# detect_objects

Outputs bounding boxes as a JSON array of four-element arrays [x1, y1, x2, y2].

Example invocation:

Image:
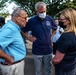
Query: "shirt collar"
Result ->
[[8, 20, 20, 31]]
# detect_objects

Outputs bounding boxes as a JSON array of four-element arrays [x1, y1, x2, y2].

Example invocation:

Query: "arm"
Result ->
[[0, 49, 14, 63], [51, 29, 56, 46], [21, 31, 36, 42], [51, 29, 56, 41], [0, 28, 15, 64], [52, 50, 65, 64]]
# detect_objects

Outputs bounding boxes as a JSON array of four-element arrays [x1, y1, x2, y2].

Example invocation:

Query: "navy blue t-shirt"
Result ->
[[55, 32, 76, 71], [21, 15, 57, 55]]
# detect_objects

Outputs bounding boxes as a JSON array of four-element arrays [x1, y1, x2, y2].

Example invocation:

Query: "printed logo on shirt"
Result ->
[[46, 21, 50, 26]]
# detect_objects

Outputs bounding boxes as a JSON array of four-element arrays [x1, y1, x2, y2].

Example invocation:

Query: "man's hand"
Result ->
[[21, 31, 37, 42], [0, 49, 14, 64], [29, 36, 37, 42], [4, 56, 14, 65]]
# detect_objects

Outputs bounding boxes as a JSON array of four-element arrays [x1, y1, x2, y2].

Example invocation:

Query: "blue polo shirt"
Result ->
[[22, 15, 57, 55], [0, 20, 26, 62]]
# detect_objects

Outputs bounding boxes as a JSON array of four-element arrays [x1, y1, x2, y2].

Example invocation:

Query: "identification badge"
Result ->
[[46, 21, 50, 26]]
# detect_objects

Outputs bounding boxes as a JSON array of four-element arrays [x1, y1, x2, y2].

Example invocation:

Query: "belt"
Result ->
[[0, 58, 24, 65]]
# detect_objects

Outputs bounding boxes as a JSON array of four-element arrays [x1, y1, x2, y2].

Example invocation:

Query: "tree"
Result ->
[[12, 0, 43, 16], [54, 0, 76, 18], [0, 0, 5, 10], [9, 0, 76, 17], [0, 0, 10, 18]]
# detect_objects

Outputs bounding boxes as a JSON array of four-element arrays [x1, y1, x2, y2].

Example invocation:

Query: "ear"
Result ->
[[15, 15, 19, 19], [17, 17, 20, 20], [14, 16, 19, 23]]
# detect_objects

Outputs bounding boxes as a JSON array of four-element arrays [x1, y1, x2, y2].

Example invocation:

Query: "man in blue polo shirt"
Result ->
[[21, 2, 57, 75], [0, 8, 27, 75]]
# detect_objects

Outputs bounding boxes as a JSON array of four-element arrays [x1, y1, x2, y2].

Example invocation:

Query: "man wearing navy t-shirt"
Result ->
[[21, 2, 57, 75]]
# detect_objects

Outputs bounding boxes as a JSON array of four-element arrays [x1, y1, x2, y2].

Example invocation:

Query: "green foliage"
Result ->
[[0, 0, 10, 18], [59, 1, 76, 10], [13, 0, 44, 16], [0, 13, 9, 18], [54, 1, 76, 18], [1, 0, 76, 18], [0, 0, 5, 10], [48, 0, 76, 18]]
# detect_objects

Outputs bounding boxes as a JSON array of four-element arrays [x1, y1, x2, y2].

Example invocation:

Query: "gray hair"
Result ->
[[35, 2, 46, 11], [11, 8, 23, 18]]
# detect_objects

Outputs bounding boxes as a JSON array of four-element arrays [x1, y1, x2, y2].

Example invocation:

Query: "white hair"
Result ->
[[35, 2, 46, 11], [11, 7, 23, 18]]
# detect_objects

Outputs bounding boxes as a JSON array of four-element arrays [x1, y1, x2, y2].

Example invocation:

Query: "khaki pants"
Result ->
[[0, 60, 25, 75]]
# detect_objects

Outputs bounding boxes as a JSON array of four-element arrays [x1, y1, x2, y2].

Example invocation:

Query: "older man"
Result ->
[[0, 8, 27, 75]]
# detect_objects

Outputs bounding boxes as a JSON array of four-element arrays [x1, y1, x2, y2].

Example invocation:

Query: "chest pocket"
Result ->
[[41, 21, 52, 36]]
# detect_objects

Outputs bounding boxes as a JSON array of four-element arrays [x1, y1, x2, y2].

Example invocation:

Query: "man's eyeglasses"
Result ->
[[18, 15, 27, 20]]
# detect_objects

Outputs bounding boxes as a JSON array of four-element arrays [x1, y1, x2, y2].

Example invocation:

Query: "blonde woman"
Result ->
[[52, 8, 76, 75]]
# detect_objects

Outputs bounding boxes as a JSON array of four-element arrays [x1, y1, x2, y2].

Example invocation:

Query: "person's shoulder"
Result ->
[[1, 24, 14, 34], [46, 15, 53, 19], [62, 32, 74, 36], [46, 15, 55, 22], [28, 15, 38, 23], [29, 15, 37, 20], [61, 32, 74, 40], [4, 20, 18, 31]]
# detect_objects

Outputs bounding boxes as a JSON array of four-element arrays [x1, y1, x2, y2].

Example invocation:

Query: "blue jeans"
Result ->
[[33, 54, 52, 75]]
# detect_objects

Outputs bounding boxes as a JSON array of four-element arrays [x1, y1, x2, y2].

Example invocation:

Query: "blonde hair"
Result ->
[[60, 8, 76, 35]]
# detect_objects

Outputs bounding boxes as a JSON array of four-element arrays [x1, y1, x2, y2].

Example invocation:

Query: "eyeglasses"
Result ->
[[18, 15, 27, 20], [59, 18, 66, 21], [59, 18, 68, 21]]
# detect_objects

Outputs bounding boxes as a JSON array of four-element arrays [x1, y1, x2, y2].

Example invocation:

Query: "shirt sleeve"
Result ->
[[0, 28, 14, 49], [57, 33, 71, 54], [50, 17, 57, 30]]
